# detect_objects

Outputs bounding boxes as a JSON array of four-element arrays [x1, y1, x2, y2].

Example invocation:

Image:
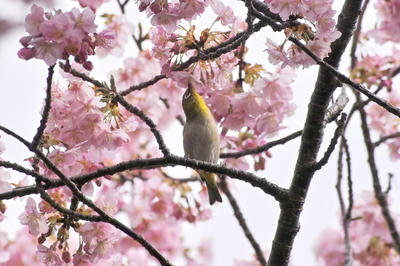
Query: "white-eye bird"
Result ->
[[182, 83, 223, 205]]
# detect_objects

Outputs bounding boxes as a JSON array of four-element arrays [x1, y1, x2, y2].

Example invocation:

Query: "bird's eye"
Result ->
[[184, 91, 191, 100]]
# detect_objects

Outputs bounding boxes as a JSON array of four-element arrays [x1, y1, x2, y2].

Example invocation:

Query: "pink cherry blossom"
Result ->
[[25, 4, 45, 35], [94, 29, 117, 50], [36, 244, 63, 266], [315, 192, 400, 265], [95, 186, 120, 215], [78, 0, 110, 10], [28, 37, 64, 65], [140, 0, 209, 32], [72, 252, 91, 265], [0, 229, 41, 265], [368, 0, 400, 43], [40, 12, 72, 41], [367, 89, 400, 160], [19, 5, 99, 69], [18, 197, 49, 236], [0, 168, 11, 194], [95, 15, 132, 57], [314, 228, 345, 266], [264, 0, 340, 68], [209, 0, 235, 25], [78, 222, 120, 262], [68, 8, 97, 34], [266, 0, 300, 20]]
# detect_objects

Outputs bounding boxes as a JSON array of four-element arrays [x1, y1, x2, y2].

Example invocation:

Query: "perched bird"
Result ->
[[182, 83, 223, 205]]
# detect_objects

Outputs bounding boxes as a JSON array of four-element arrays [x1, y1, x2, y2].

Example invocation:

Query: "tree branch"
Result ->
[[374, 132, 400, 147], [116, 0, 130, 14], [313, 113, 347, 171], [36, 178, 173, 265], [268, 0, 363, 264], [336, 136, 353, 266], [115, 95, 170, 156], [350, 0, 370, 69], [287, 36, 400, 118], [356, 93, 400, 254], [31, 65, 54, 150], [0, 154, 289, 202], [220, 130, 302, 159], [221, 92, 348, 159], [1, 128, 174, 265]]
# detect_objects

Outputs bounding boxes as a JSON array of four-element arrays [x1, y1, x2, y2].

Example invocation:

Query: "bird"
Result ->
[[182, 82, 223, 205]]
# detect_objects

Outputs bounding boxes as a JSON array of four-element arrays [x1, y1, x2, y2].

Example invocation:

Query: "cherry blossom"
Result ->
[[314, 192, 400, 265], [36, 244, 63, 266], [18, 197, 49, 236], [368, 0, 400, 43], [0, 229, 41, 265], [18, 5, 115, 70], [78, 0, 110, 11], [265, 0, 341, 68]]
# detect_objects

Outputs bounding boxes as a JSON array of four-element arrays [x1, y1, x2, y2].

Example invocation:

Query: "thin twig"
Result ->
[[356, 93, 400, 254], [385, 173, 393, 196], [350, 0, 370, 69], [1, 127, 173, 265], [35, 179, 173, 266], [220, 176, 267, 266], [120, 19, 269, 96], [159, 168, 199, 183], [132, 23, 148, 51], [222, 92, 348, 159], [116, 0, 130, 14], [374, 132, 400, 147], [120, 74, 166, 96], [336, 137, 353, 266], [36, 180, 102, 222], [115, 95, 170, 156], [287, 36, 400, 118], [32, 65, 54, 150], [0, 154, 289, 202], [313, 113, 347, 171], [220, 130, 302, 159], [0, 160, 53, 185], [342, 136, 353, 222]]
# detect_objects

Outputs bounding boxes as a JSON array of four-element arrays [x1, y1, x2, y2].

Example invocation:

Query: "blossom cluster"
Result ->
[[367, 90, 400, 159], [351, 51, 400, 90], [149, 0, 245, 76], [17, 5, 119, 69], [265, 0, 341, 68], [314, 192, 400, 265], [351, 52, 400, 160], [78, 0, 110, 11], [4, 46, 216, 263], [368, 0, 400, 43], [137, 0, 208, 32], [148, 3, 296, 170]]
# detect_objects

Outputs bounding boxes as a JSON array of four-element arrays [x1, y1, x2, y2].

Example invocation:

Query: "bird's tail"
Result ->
[[199, 170, 222, 205]]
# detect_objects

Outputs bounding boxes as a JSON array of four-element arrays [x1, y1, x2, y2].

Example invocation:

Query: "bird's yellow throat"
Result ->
[[183, 87, 213, 120]]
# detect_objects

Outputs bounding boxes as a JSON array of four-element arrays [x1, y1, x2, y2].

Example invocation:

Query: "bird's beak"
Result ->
[[188, 81, 195, 92]]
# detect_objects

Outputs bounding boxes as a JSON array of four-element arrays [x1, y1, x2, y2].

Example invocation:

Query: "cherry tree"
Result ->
[[1, 0, 400, 265]]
